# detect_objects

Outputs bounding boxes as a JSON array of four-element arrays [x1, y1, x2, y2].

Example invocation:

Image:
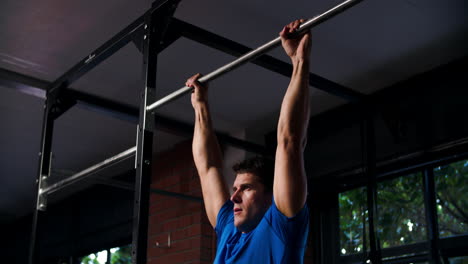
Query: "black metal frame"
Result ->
[[131, 1, 180, 263], [21, 0, 368, 263], [423, 169, 442, 264], [361, 110, 383, 264], [27, 1, 181, 263]]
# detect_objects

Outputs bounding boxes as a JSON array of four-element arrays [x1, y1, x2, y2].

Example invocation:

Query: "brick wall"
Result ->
[[147, 140, 215, 264]]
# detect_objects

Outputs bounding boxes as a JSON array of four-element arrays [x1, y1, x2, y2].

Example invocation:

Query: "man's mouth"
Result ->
[[234, 208, 242, 215]]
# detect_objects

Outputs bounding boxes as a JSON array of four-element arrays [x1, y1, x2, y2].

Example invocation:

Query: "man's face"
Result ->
[[230, 173, 272, 233]]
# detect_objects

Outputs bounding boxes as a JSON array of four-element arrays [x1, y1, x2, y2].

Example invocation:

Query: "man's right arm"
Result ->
[[188, 74, 230, 228]]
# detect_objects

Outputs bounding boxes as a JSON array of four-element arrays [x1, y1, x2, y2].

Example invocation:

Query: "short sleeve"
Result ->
[[215, 200, 234, 236], [263, 200, 309, 248]]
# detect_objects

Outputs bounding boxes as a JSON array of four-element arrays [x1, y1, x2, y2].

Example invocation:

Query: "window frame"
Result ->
[[337, 156, 468, 264]]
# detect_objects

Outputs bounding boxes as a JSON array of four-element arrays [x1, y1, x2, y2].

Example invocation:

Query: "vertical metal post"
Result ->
[[361, 108, 382, 264], [28, 91, 56, 264], [131, 1, 179, 263], [131, 16, 156, 264], [423, 169, 442, 264], [28, 82, 74, 264]]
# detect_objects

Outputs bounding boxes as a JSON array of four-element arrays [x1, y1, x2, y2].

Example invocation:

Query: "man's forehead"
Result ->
[[233, 173, 259, 186]]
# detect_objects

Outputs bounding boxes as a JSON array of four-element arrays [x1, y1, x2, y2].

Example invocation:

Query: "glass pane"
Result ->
[[110, 245, 132, 264], [80, 249, 108, 264], [377, 172, 427, 248], [339, 187, 369, 255], [434, 159, 468, 238], [448, 256, 468, 264]]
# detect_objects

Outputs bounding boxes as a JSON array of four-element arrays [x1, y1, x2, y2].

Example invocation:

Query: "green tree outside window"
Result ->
[[377, 172, 427, 248], [339, 187, 369, 255], [434, 159, 468, 238]]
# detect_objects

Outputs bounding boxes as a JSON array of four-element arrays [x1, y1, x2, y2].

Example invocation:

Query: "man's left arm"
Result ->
[[274, 19, 311, 217]]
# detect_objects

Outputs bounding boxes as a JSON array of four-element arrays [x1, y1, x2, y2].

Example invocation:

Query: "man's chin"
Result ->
[[233, 218, 244, 229]]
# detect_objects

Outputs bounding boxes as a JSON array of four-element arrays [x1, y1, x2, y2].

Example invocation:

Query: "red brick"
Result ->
[[161, 218, 179, 230], [171, 228, 188, 241], [183, 249, 201, 262], [147, 140, 217, 263], [186, 224, 201, 237], [173, 238, 194, 251]]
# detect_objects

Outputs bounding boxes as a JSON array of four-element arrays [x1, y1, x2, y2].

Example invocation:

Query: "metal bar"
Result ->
[[0, 67, 270, 155], [47, 18, 145, 93], [0, 67, 47, 98], [132, 18, 183, 55], [154, 115, 272, 155], [42, 147, 136, 195], [361, 113, 383, 264], [91, 179, 203, 202], [0, 65, 141, 123], [132, 1, 179, 263], [382, 254, 429, 264], [147, 0, 364, 111], [173, 18, 364, 102], [68, 89, 140, 123], [29, 90, 58, 264], [151, 189, 203, 202], [340, 241, 430, 264], [47, 0, 180, 94], [40, 133, 269, 197], [92, 178, 135, 191], [423, 168, 442, 264]]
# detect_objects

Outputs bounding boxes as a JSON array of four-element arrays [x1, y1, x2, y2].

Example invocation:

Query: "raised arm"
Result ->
[[274, 20, 311, 217], [188, 74, 230, 228]]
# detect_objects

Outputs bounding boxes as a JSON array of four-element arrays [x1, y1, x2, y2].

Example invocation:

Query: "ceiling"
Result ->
[[0, 0, 467, 223]]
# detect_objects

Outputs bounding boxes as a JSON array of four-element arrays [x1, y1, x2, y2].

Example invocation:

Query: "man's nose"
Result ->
[[230, 190, 242, 203]]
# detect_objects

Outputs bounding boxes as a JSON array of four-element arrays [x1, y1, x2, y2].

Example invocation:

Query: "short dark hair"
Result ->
[[232, 156, 274, 193]]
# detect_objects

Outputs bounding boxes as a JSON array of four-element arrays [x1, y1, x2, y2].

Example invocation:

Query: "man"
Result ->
[[187, 19, 311, 263]]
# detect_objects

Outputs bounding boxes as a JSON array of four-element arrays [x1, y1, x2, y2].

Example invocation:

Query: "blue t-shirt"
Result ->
[[214, 199, 309, 264]]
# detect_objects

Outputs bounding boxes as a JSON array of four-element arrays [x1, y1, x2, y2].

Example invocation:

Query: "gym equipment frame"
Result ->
[[26, 0, 387, 264]]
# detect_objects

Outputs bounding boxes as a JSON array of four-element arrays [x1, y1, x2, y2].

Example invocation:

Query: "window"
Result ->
[[80, 245, 131, 264], [339, 187, 369, 255], [448, 256, 468, 264], [433, 159, 468, 238], [339, 159, 467, 264], [377, 172, 427, 248]]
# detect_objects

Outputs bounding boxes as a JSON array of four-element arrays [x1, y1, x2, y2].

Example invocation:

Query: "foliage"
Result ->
[[80, 245, 132, 264], [339, 187, 368, 255], [377, 172, 426, 248], [80, 253, 101, 264], [111, 245, 132, 264], [434, 160, 468, 237]]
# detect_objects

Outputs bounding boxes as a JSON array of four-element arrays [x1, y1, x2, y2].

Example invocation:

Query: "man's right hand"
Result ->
[[279, 19, 311, 63], [186, 73, 208, 108]]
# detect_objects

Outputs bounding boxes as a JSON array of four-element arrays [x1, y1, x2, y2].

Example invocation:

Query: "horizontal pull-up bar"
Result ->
[[172, 18, 363, 102], [41, 133, 270, 196], [147, 0, 364, 112], [42, 147, 136, 195]]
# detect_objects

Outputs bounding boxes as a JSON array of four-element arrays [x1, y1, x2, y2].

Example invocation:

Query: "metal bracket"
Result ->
[[36, 152, 52, 211], [155, 232, 171, 248], [37, 174, 48, 211], [85, 54, 96, 64]]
